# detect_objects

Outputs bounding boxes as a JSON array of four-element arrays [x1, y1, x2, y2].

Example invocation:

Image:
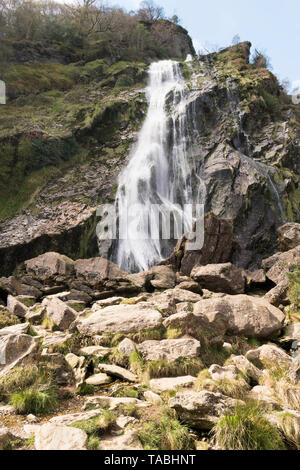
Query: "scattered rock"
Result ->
[[65, 353, 86, 385], [0, 331, 39, 379], [118, 338, 136, 357], [228, 355, 263, 383], [100, 429, 142, 450], [79, 345, 111, 359], [262, 246, 300, 285], [49, 410, 103, 426], [83, 396, 146, 410], [208, 364, 240, 381]]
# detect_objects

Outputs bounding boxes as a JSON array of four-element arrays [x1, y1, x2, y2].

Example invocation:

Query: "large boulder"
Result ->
[[161, 213, 233, 276], [0, 331, 39, 379], [277, 223, 300, 252], [76, 303, 162, 336], [246, 344, 293, 369], [262, 246, 300, 285], [169, 391, 241, 430], [191, 263, 245, 294], [149, 266, 176, 290], [7, 295, 28, 318], [193, 295, 285, 339], [30, 423, 87, 450], [74, 257, 129, 285], [42, 297, 77, 331], [25, 252, 75, 282], [137, 338, 201, 362]]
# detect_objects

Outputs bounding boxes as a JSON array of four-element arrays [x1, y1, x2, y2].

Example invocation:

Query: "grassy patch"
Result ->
[[138, 407, 195, 450], [195, 369, 250, 399], [10, 386, 58, 415], [212, 401, 286, 450], [0, 308, 19, 329], [71, 410, 116, 450]]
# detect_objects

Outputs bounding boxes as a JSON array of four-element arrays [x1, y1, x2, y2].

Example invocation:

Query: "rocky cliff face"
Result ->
[[0, 41, 299, 275]]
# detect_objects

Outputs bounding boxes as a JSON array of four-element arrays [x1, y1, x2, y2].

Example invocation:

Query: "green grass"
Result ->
[[71, 410, 116, 450], [138, 407, 195, 450], [0, 365, 51, 402], [212, 401, 286, 450], [10, 386, 58, 415], [195, 369, 250, 399], [0, 308, 19, 329]]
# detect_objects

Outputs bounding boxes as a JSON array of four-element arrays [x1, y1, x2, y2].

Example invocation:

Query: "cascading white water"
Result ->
[[112, 60, 197, 273]]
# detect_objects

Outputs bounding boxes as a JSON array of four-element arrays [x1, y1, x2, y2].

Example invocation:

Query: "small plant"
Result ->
[[10, 386, 58, 415], [212, 401, 286, 450], [138, 407, 194, 450]]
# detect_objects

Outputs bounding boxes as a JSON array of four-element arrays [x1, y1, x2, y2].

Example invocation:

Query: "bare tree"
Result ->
[[137, 0, 165, 22]]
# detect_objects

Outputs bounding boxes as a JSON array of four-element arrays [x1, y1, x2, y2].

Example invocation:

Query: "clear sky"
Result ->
[[108, 0, 300, 90]]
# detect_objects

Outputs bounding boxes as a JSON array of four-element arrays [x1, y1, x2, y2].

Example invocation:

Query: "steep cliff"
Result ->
[[0, 41, 299, 275]]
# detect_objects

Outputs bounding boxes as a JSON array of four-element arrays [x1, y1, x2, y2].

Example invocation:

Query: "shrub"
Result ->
[[138, 407, 194, 450], [10, 386, 58, 415], [212, 401, 286, 450]]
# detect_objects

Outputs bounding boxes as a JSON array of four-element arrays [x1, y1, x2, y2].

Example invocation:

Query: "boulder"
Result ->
[[246, 344, 293, 369], [264, 281, 289, 307], [277, 223, 300, 252], [191, 263, 245, 294], [0, 322, 30, 335], [169, 391, 241, 430], [100, 429, 142, 450], [118, 338, 136, 357], [65, 353, 86, 385], [95, 364, 137, 383], [85, 373, 112, 386], [0, 332, 39, 379], [176, 280, 203, 295], [150, 376, 196, 393], [7, 295, 28, 318], [31, 423, 87, 450], [76, 303, 162, 336], [42, 332, 73, 351], [0, 426, 13, 450], [150, 266, 176, 290], [137, 338, 201, 362], [284, 323, 300, 341], [247, 385, 278, 408], [25, 252, 74, 282], [244, 269, 267, 285], [74, 257, 129, 285], [41, 353, 74, 386], [144, 390, 163, 405], [228, 355, 263, 383], [262, 246, 300, 285], [91, 297, 125, 309], [79, 346, 111, 359], [208, 364, 240, 381], [193, 295, 285, 339], [42, 297, 77, 331], [161, 213, 233, 276]]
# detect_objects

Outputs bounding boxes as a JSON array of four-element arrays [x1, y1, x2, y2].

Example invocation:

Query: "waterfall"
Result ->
[[111, 60, 198, 273]]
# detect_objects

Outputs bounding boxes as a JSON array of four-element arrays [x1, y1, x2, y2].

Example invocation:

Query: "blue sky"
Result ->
[[109, 0, 300, 90]]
